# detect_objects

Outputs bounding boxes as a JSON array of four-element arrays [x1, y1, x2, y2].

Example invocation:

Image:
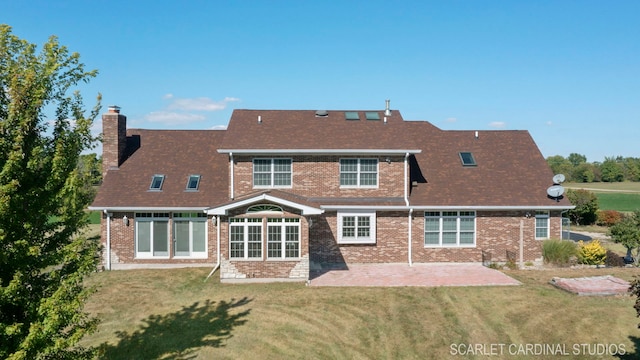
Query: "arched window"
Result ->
[[246, 204, 283, 213]]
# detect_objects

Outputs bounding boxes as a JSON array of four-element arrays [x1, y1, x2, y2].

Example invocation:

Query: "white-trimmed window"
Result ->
[[185, 175, 201, 191], [135, 213, 170, 257], [267, 218, 300, 259], [424, 211, 476, 247], [149, 174, 165, 191], [535, 211, 550, 239], [337, 211, 376, 244], [173, 213, 207, 258], [253, 158, 292, 188], [229, 218, 263, 259], [340, 158, 378, 188]]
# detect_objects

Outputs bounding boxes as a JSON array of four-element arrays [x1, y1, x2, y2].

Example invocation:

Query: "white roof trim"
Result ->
[[88, 206, 209, 212], [208, 194, 323, 215], [217, 149, 421, 155], [321, 205, 575, 211]]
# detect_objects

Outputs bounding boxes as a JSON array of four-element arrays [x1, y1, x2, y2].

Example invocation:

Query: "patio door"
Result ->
[[174, 220, 190, 256]]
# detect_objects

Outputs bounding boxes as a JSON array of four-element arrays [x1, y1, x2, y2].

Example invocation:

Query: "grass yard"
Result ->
[[565, 182, 640, 212], [598, 193, 640, 212], [79, 267, 640, 359]]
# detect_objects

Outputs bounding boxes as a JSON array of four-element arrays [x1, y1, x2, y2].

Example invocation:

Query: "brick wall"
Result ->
[[218, 207, 310, 280], [100, 212, 218, 269], [101, 110, 127, 177], [232, 155, 406, 198], [310, 211, 409, 265]]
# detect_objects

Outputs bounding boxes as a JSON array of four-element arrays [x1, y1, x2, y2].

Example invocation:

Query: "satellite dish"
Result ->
[[552, 174, 566, 184], [547, 184, 565, 201]]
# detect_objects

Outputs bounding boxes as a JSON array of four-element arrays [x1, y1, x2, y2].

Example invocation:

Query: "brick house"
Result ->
[[89, 103, 573, 281]]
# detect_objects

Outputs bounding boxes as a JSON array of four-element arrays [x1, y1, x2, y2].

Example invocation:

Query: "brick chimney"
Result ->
[[102, 105, 127, 177]]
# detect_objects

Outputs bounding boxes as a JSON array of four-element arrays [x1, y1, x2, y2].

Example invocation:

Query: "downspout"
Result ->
[[103, 209, 112, 270], [404, 153, 409, 206], [206, 215, 222, 280], [560, 209, 569, 240], [405, 153, 413, 266], [229, 152, 234, 200], [408, 208, 413, 266]]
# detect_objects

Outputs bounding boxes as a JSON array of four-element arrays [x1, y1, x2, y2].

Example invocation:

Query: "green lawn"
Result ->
[[598, 193, 640, 212], [80, 267, 640, 359], [565, 182, 640, 212]]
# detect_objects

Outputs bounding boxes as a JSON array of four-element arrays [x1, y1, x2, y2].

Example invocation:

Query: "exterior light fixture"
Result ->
[[123, 215, 130, 226]]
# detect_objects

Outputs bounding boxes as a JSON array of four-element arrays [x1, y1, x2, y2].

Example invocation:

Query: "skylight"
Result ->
[[344, 111, 360, 121], [149, 174, 165, 190], [186, 174, 201, 191], [365, 112, 380, 120], [459, 152, 477, 166]]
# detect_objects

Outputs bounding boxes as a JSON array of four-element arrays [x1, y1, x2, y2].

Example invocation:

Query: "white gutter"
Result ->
[[103, 209, 112, 270], [230, 152, 234, 200], [89, 206, 209, 212], [206, 215, 221, 280], [408, 208, 413, 266], [218, 149, 422, 155], [321, 205, 575, 211]]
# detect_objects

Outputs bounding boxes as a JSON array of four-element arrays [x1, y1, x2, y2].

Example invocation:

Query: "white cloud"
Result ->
[[210, 124, 228, 130], [489, 121, 506, 129], [163, 93, 174, 99], [167, 96, 240, 112], [145, 111, 206, 125], [445, 117, 457, 123], [546, 121, 553, 126]]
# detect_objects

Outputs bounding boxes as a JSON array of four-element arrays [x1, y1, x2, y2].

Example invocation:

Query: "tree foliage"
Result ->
[[566, 189, 599, 225], [0, 25, 101, 359], [609, 211, 640, 264], [546, 154, 640, 183]]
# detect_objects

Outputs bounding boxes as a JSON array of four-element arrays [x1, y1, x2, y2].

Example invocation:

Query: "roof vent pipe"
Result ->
[[384, 99, 391, 116], [258, 115, 262, 124], [475, 131, 479, 139]]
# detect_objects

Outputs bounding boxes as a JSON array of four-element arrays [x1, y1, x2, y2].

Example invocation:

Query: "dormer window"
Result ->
[[149, 174, 165, 190], [186, 175, 200, 191], [459, 152, 477, 166]]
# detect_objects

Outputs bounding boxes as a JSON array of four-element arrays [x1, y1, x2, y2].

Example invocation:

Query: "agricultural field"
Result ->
[[565, 182, 640, 212]]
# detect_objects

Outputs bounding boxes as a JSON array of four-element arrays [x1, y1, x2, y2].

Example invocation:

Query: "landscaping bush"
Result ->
[[542, 239, 577, 266], [605, 250, 626, 267], [576, 240, 606, 265], [596, 210, 623, 227]]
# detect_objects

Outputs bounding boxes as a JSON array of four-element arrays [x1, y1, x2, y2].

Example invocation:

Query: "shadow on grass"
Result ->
[[616, 336, 640, 359], [98, 297, 252, 360]]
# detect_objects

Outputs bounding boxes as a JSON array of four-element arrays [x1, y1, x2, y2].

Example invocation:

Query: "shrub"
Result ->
[[577, 240, 606, 265], [596, 210, 623, 227], [566, 189, 599, 225], [605, 250, 626, 267], [542, 239, 577, 266]]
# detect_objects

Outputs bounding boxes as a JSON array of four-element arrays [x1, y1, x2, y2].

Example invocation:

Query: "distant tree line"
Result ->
[[546, 153, 640, 182]]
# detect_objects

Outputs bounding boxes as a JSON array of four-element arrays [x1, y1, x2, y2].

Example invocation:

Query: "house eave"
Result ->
[[88, 206, 210, 212], [217, 149, 422, 155], [207, 193, 324, 215], [320, 205, 576, 211]]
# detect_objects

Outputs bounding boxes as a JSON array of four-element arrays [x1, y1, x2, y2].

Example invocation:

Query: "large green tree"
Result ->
[[0, 25, 101, 359], [609, 211, 640, 264]]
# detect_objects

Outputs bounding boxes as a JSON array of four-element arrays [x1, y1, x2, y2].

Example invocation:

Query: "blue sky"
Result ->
[[2, 0, 638, 162]]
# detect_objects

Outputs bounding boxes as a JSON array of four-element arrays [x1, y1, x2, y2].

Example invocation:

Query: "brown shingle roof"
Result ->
[[219, 109, 424, 151], [91, 129, 228, 209], [92, 109, 570, 210], [404, 123, 572, 207]]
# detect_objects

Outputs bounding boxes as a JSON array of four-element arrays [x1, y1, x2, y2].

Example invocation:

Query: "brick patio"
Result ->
[[309, 263, 521, 287]]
